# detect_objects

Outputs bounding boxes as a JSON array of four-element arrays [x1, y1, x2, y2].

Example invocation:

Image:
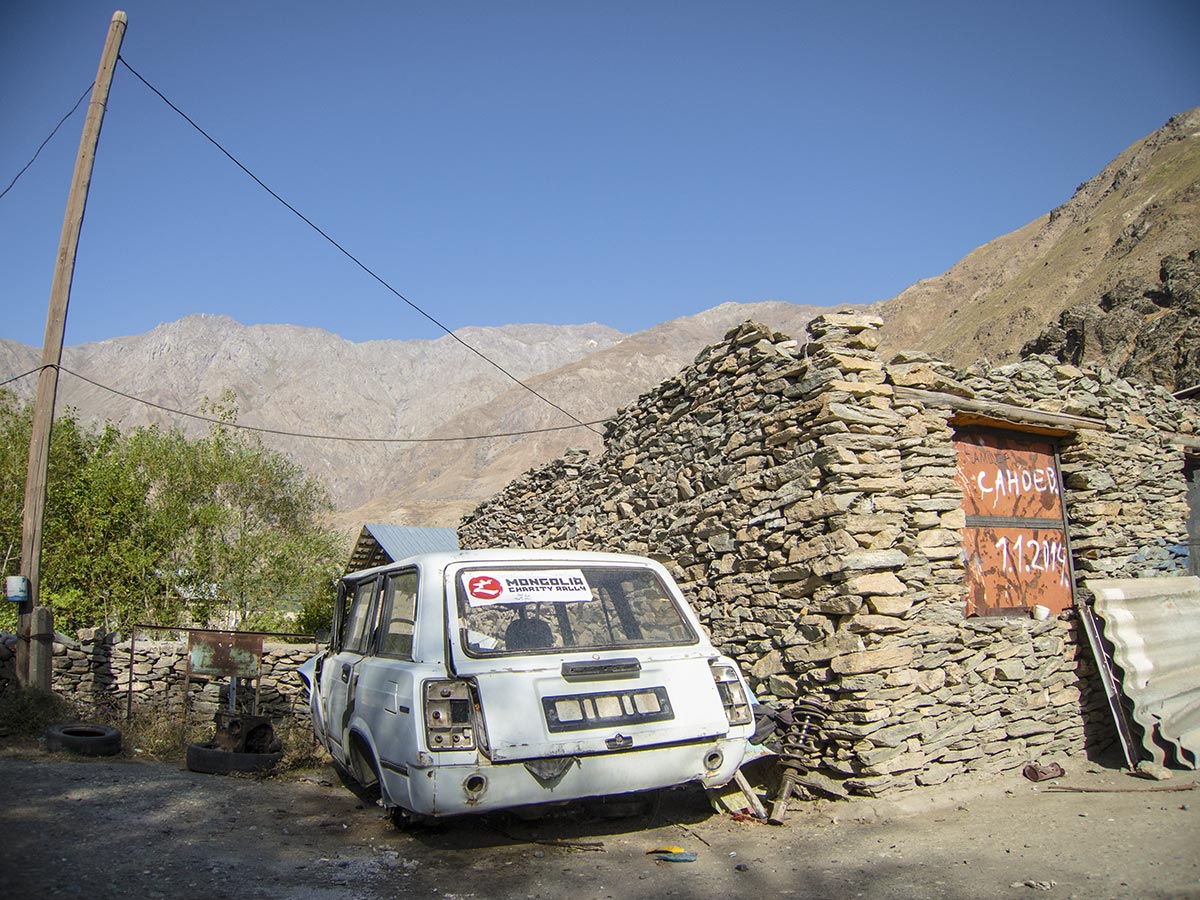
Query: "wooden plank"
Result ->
[[893, 386, 1105, 432]]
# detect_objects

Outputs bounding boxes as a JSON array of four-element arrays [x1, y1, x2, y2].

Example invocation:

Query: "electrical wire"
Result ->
[[116, 56, 601, 436], [0, 83, 94, 202], [0, 367, 49, 389], [0, 365, 607, 443]]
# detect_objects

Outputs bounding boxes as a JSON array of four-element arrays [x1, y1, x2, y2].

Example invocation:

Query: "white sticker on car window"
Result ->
[[462, 569, 593, 606]]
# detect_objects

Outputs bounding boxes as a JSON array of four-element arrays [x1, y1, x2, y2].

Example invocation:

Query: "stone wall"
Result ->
[[459, 313, 1197, 796], [0, 628, 316, 725], [956, 356, 1192, 579]]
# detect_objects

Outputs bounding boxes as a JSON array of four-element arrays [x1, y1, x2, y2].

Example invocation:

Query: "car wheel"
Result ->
[[185, 741, 282, 775], [388, 805, 431, 831], [44, 723, 122, 757]]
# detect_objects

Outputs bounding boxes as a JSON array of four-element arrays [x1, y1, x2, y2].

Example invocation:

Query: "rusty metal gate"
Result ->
[[186, 630, 264, 713], [187, 631, 264, 680], [954, 427, 1074, 616]]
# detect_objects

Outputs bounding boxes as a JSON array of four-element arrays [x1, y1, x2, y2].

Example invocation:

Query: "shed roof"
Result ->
[[346, 524, 459, 573]]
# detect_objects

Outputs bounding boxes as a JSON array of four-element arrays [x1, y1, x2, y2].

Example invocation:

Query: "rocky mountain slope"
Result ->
[[345, 300, 823, 528], [872, 107, 1200, 374], [0, 303, 825, 528], [1, 316, 620, 512], [1021, 249, 1199, 391]]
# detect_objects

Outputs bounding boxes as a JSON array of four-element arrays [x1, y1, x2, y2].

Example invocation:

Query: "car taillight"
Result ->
[[424, 679, 478, 751], [710, 663, 753, 726]]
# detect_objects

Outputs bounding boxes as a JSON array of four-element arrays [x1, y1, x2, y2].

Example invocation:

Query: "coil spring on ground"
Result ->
[[777, 699, 826, 774], [768, 699, 827, 824]]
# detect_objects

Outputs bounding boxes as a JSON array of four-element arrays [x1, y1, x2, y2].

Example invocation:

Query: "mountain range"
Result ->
[[2, 107, 1197, 533]]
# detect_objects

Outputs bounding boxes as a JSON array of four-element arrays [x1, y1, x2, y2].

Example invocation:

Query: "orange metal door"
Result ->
[[953, 428, 1074, 616]]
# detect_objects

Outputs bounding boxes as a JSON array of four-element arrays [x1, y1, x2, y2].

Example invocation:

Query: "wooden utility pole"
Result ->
[[17, 11, 127, 689]]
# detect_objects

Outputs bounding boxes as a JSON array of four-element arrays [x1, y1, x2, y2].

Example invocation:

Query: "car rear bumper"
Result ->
[[380, 735, 748, 817]]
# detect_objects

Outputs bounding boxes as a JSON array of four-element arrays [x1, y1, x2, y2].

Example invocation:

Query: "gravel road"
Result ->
[[2, 746, 1197, 900]]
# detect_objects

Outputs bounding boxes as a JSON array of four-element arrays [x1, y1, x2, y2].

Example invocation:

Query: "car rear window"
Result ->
[[454, 565, 697, 656]]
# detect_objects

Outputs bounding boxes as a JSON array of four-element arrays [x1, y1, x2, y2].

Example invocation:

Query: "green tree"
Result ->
[[0, 390, 344, 635], [0, 395, 143, 631], [0, 392, 33, 629], [149, 395, 345, 631]]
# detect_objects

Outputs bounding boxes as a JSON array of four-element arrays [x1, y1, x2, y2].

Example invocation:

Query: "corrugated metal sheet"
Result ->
[[346, 524, 459, 572], [1087, 576, 1200, 769]]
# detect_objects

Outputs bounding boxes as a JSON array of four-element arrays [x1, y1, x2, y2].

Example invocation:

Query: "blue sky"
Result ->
[[2, 1, 1197, 349]]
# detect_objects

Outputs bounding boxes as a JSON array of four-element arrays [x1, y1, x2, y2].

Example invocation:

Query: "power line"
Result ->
[[0, 83, 93, 202], [0, 365, 607, 444], [0, 367, 50, 389], [116, 56, 601, 436]]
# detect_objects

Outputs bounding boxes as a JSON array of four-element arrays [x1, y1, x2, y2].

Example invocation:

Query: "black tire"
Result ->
[[44, 723, 122, 757], [388, 804, 436, 831], [388, 805, 418, 830], [186, 741, 282, 776]]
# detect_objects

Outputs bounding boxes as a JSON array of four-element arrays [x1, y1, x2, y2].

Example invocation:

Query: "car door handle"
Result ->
[[340, 663, 351, 683], [562, 658, 641, 680]]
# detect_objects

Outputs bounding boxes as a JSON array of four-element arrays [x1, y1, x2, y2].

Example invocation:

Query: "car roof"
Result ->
[[342, 547, 666, 581]]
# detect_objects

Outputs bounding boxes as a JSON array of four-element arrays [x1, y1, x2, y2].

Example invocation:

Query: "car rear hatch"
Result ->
[[451, 649, 731, 761], [444, 561, 733, 762]]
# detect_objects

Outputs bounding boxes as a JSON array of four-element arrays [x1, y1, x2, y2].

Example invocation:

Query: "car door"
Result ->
[[318, 575, 380, 764], [348, 568, 423, 786]]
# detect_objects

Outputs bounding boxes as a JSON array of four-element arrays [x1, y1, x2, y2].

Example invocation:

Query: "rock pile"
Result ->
[[460, 313, 1196, 796]]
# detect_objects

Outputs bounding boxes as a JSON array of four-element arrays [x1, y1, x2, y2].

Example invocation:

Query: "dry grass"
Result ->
[[0, 687, 82, 739], [119, 708, 212, 761], [0, 686, 329, 773], [273, 716, 332, 772], [121, 707, 332, 773]]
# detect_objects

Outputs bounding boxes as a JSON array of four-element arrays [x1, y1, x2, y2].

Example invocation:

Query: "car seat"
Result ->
[[505, 613, 553, 650]]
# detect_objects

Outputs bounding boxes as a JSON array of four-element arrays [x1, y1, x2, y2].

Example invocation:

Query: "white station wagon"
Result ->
[[299, 549, 756, 824]]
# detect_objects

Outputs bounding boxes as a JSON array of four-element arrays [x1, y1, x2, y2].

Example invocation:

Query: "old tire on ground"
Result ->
[[44, 723, 122, 757], [186, 741, 282, 776]]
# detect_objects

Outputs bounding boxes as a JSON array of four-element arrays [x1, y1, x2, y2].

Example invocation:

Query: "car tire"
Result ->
[[44, 723, 122, 757], [388, 805, 431, 831], [185, 741, 282, 776]]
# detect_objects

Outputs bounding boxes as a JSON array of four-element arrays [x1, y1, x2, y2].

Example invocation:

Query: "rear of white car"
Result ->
[[306, 550, 755, 820]]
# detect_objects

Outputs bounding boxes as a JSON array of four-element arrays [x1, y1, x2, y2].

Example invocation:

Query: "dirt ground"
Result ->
[[1, 742, 1197, 900]]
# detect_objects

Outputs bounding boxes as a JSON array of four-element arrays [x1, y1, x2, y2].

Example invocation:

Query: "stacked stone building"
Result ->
[[459, 313, 1198, 796]]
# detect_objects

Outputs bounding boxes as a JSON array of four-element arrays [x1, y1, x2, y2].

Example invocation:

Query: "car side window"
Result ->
[[378, 570, 419, 659], [343, 578, 380, 655]]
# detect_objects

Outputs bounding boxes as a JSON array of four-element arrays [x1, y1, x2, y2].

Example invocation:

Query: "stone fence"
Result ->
[[0, 627, 316, 726]]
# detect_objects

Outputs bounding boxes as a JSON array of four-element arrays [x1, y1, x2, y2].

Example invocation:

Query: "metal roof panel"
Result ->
[[347, 524, 459, 572], [1087, 576, 1200, 770], [368, 524, 459, 558]]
